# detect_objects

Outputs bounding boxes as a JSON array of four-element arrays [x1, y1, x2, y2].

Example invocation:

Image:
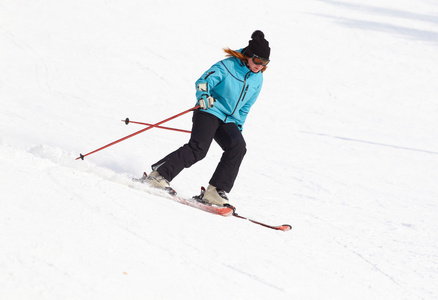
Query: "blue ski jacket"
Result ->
[[195, 50, 263, 130]]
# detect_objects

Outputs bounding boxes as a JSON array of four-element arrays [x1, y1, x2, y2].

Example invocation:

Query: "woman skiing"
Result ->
[[144, 30, 271, 206]]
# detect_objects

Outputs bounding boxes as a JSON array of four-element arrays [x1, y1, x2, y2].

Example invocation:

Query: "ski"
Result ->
[[189, 191, 292, 231], [134, 172, 291, 231], [172, 190, 234, 216], [230, 208, 292, 231], [133, 173, 233, 216]]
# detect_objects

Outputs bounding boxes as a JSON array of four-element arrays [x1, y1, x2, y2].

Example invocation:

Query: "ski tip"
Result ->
[[278, 224, 292, 231]]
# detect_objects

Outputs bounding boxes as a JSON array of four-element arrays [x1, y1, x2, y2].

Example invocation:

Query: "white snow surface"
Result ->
[[1, 0, 438, 299]]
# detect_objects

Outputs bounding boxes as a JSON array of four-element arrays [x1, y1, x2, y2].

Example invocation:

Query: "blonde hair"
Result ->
[[223, 47, 267, 73]]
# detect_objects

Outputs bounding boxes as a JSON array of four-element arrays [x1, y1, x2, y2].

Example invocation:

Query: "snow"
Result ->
[[1, 0, 438, 299]]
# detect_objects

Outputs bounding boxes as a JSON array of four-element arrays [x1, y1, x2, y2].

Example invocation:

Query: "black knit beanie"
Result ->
[[244, 30, 270, 60]]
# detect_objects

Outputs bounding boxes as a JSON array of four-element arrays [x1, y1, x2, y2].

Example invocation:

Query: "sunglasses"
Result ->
[[252, 55, 270, 66]]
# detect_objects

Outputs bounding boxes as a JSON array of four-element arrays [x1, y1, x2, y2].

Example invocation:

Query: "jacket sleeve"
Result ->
[[195, 62, 224, 101]]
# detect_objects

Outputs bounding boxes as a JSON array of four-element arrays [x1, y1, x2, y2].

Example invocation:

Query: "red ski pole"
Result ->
[[123, 118, 191, 134], [76, 105, 200, 160]]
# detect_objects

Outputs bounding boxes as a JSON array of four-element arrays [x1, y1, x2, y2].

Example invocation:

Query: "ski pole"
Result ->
[[123, 118, 191, 134], [76, 105, 200, 160]]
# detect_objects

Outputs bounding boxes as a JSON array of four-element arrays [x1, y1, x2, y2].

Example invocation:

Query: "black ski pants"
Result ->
[[152, 110, 247, 193]]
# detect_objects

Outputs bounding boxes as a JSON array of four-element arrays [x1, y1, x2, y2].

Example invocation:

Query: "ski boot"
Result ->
[[201, 185, 229, 206], [137, 171, 176, 195]]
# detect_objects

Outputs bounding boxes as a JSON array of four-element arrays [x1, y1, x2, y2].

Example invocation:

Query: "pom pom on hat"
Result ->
[[251, 30, 265, 40]]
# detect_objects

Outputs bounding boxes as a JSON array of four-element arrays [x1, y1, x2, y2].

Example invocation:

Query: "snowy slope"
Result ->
[[1, 0, 438, 299]]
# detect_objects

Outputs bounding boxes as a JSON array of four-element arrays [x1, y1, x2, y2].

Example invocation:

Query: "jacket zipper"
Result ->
[[225, 72, 251, 122]]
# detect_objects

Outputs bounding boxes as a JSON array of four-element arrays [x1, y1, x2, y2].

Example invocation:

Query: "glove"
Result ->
[[198, 95, 215, 110]]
